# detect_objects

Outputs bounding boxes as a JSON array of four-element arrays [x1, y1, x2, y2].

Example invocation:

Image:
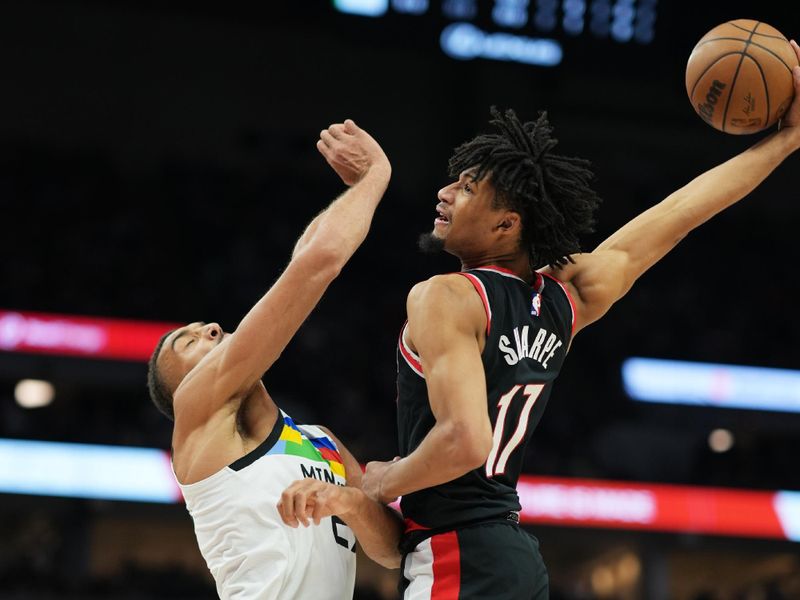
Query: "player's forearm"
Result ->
[[291, 211, 325, 258], [340, 488, 403, 569], [671, 126, 800, 224], [380, 421, 489, 501], [296, 165, 390, 267], [595, 126, 800, 284]]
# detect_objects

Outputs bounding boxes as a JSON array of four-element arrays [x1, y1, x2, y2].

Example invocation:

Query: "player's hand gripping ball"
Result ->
[[686, 19, 799, 134]]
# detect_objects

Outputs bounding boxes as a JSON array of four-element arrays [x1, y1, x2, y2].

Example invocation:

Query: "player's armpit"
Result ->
[[542, 248, 634, 333]]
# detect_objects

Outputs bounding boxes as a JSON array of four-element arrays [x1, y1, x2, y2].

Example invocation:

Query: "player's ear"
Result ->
[[497, 211, 520, 232]]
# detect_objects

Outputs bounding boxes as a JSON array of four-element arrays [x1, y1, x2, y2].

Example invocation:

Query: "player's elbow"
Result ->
[[383, 555, 402, 570], [294, 244, 344, 282], [373, 551, 401, 570], [464, 430, 493, 469], [441, 419, 493, 470]]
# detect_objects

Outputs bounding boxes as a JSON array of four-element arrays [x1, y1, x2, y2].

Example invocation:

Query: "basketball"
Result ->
[[686, 19, 798, 134]]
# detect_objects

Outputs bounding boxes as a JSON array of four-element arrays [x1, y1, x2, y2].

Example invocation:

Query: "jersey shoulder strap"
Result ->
[[539, 271, 577, 340], [297, 423, 347, 481], [453, 266, 576, 343], [452, 265, 530, 336]]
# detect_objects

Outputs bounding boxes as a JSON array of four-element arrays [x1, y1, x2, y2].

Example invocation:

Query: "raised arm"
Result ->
[[548, 52, 800, 333], [174, 120, 390, 423], [361, 275, 494, 504]]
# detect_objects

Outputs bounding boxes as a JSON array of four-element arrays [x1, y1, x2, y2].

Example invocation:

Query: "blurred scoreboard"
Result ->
[[333, 0, 659, 66]]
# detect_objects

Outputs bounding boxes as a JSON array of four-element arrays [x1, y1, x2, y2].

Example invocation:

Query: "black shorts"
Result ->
[[399, 521, 548, 600]]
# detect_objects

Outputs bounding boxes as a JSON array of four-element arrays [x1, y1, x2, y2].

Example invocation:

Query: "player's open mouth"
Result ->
[[435, 207, 450, 226]]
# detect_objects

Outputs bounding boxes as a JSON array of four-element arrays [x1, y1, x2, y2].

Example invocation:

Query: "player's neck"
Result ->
[[459, 252, 532, 283], [237, 383, 280, 440]]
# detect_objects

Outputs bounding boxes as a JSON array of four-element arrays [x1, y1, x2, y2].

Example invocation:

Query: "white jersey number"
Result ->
[[485, 384, 545, 478]]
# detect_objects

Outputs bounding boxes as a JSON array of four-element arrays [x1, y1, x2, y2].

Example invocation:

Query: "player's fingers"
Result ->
[[316, 139, 334, 160], [276, 499, 286, 523], [279, 490, 298, 527], [327, 123, 346, 140], [283, 481, 310, 524], [791, 40, 800, 62], [293, 490, 313, 527], [320, 130, 339, 148], [343, 119, 359, 134], [312, 491, 328, 525], [792, 65, 800, 96]]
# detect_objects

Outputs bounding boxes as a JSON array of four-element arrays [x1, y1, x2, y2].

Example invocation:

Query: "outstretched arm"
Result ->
[[277, 430, 404, 569], [547, 48, 800, 333], [174, 120, 391, 424], [361, 275, 493, 504]]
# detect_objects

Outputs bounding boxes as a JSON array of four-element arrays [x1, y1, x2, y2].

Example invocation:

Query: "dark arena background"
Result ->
[[2, 1, 800, 598]]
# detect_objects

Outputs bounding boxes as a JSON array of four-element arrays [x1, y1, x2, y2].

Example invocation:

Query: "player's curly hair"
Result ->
[[147, 329, 175, 421], [448, 107, 602, 268]]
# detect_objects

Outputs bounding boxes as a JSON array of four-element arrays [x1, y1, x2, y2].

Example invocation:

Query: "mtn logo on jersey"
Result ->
[[530, 292, 542, 317], [269, 414, 346, 479]]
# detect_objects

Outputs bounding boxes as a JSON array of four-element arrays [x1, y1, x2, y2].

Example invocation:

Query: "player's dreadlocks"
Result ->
[[448, 107, 602, 268]]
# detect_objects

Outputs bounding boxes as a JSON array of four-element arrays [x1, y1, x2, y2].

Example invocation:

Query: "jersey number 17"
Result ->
[[485, 384, 545, 478]]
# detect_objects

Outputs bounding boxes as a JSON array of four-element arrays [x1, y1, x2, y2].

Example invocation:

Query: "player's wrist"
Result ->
[[363, 161, 392, 183], [777, 119, 800, 149], [377, 461, 401, 504], [337, 486, 364, 518]]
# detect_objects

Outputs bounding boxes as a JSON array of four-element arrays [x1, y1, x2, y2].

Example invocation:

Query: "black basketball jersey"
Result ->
[[396, 265, 575, 535]]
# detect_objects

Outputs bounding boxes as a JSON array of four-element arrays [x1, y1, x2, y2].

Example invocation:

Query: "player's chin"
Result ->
[[417, 231, 446, 254]]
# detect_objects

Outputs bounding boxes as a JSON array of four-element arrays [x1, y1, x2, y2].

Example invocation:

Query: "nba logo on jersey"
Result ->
[[530, 292, 542, 317]]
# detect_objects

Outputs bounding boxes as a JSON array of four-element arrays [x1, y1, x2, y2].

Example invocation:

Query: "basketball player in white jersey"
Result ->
[[147, 119, 403, 599]]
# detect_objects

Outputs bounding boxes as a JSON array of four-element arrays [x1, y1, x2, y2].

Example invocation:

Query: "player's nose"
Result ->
[[437, 182, 455, 203], [203, 323, 222, 339]]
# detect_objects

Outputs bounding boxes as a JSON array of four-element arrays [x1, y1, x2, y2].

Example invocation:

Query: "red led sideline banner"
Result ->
[[0, 310, 181, 362], [1, 437, 799, 541], [517, 475, 800, 541]]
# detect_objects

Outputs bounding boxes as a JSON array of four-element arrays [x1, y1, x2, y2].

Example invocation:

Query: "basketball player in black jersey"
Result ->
[[361, 42, 800, 600]]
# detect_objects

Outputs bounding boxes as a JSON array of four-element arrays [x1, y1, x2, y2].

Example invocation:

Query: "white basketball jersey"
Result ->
[[177, 410, 357, 600]]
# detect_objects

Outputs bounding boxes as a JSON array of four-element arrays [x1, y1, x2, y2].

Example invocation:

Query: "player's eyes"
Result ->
[[464, 183, 472, 193]]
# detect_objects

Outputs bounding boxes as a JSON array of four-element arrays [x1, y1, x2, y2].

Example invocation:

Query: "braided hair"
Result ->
[[448, 107, 601, 268]]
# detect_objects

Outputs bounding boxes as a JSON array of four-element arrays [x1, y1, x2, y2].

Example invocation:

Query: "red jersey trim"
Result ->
[[457, 272, 492, 336], [398, 322, 425, 378], [540, 272, 577, 336], [403, 517, 430, 533], [533, 271, 545, 293], [431, 532, 461, 599]]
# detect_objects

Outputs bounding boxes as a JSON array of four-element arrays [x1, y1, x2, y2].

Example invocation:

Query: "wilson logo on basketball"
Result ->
[[742, 92, 755, 116], [698, 80, 727, 123]]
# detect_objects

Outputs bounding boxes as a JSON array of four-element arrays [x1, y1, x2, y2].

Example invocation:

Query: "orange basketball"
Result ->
[[686, 19, 798, 134]]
